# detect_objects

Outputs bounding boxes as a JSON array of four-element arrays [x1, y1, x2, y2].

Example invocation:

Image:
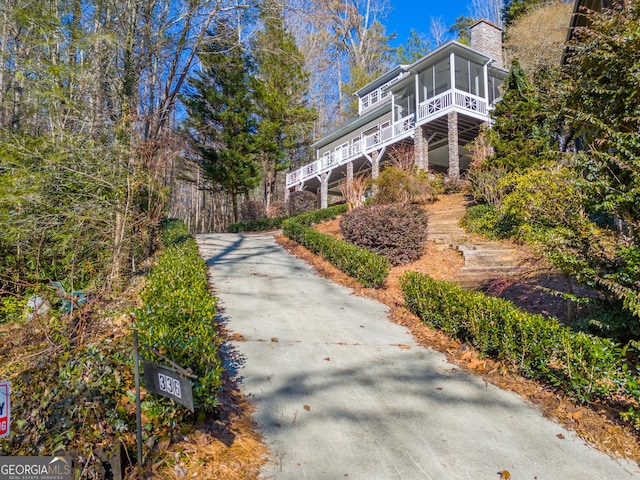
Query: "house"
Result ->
[[562, 0, 618, 63], [285, 20, 508, 208]]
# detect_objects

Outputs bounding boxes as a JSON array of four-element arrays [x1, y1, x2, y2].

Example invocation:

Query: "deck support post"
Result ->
[[320, 172, 329, 209], [371, 150, 380, 196], [346, 161, 354, 199], [448, 111, 460, 180], [414, 125, 429, 172]]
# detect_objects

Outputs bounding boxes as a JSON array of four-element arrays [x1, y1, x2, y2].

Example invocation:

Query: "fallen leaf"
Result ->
[[303, 405, 311, 411], [568, 410, 583, 420], [498, 470, 511, 480], [271, 337, 278, 342], [556, 433, 565, 439], [323, 357, 330, 361], [157, 438, 171, 451], [468, 359, 486, 371], [174, 463, 187, 478]]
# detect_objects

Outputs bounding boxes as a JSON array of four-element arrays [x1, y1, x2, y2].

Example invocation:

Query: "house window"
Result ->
[[488, 75, 502, 104], [455, 56, 470, 92], [470, 61, 484, 96], [434, 58, 450, 96], [455, 56, 485, 96]]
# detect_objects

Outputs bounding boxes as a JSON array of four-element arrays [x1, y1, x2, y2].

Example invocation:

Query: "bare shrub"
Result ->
[[288, 190, 317, 216], [386, 144, 415, 171], [374, 166, 438, 205], [340, 174, 368, 211], [267, 201, 288, 218], [241, 200, 266, 221]]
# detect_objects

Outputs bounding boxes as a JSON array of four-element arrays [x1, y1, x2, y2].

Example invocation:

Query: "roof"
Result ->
[[311, 102, 393, 149], [355, 65, 408, 97]]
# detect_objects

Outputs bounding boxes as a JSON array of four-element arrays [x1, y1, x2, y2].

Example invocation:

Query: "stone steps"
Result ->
[[426, 195, 524, 289]]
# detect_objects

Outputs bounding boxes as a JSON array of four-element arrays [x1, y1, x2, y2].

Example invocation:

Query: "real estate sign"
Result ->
[[0, 381, 9, 438]]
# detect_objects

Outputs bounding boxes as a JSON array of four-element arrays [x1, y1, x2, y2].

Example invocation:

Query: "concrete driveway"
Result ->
[[196, 232, 639, 480]]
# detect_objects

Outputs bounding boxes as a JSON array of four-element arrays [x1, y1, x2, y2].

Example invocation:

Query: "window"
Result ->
[[470, 61, 484, 96], [455, 56, 485, 96], [434, 58, 450, 95], [455, 56, 470, 92]]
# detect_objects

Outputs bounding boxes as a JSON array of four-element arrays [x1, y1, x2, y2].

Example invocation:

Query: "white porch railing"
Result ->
[[286, 88, 488, 187], [417, 89, 487, 122], [286, 114, 417, 187], [418, 91, 453, 121], [394, 114, 415, 136]]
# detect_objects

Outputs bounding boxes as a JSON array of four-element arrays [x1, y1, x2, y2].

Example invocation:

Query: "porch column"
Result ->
[[284, 187, 291, 204], [414, 125, 429, 172], [371, 150, 380, 196], [448, 111, 460, 180], [320, 172, 329, 209], [346, 161, 354, 199]]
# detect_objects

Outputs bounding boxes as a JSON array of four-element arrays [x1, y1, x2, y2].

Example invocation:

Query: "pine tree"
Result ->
[[181, 24, 261, 222], [252, 0, 317, 211], [396, 29, 430, 64], [486, 59, 555, 171]]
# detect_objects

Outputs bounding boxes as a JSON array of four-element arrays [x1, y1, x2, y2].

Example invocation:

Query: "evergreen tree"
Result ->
[[486, 59, 555, 171], [396, 29, 430, 64], [449, 16, 474, 45], [253, 0, 317, 211], [181, 24, 261, 223]]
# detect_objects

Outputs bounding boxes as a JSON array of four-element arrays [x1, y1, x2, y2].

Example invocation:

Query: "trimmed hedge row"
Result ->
[[400, 271, 628, 404], [291, 203, 348, 225], [228, 217, 283, 233], [282, 205, 390, 288], [135, 219, 223, 421]]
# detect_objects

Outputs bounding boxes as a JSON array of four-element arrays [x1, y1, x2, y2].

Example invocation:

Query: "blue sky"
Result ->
[[385, 0, 473, 47]]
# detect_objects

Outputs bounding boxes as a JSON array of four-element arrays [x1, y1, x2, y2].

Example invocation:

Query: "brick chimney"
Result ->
[[470, 19, 504, 69]]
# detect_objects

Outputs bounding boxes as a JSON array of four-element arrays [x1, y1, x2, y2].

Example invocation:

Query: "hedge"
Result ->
[[228, 217, 283, 233], [282, 204, 389, 288], [400, 271, 629, 404], [291, 203, 348, 225], [135, 219, 223, 422]]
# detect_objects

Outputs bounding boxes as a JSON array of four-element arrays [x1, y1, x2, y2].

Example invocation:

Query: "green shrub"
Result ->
[[227, 204, 348, 233], [466, 166, 511, 206], [461, 204, 515, 239], [501, 168, 584, 229], [400, 271, 628, 403], [340, 203, 428, 265], [136, 219, 222, 422], [228, 217, 283, 233], [283, 217, 389, 288], [291, 203, 348, 225]]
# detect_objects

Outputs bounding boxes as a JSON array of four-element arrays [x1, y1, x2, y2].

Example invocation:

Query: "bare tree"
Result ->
[[469, 0, 503, 26], [430, 16, 449, 46]]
